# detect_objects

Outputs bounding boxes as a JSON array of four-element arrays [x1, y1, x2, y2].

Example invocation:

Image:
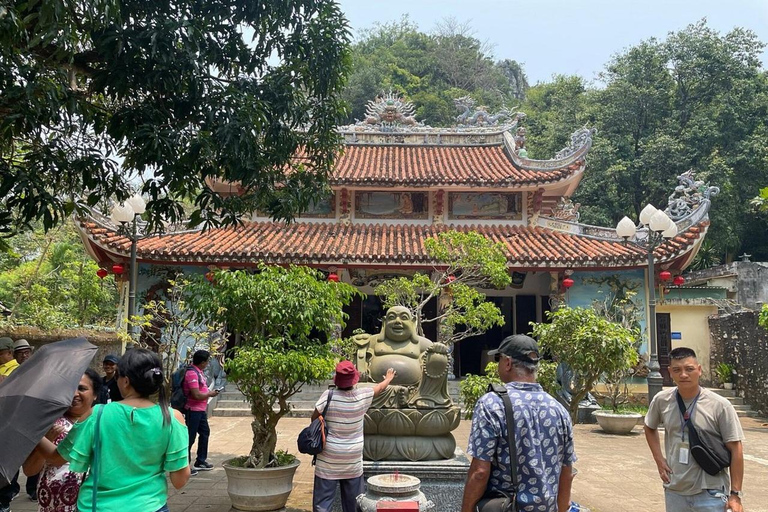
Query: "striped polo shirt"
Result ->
[[314, 387, 375, 480]]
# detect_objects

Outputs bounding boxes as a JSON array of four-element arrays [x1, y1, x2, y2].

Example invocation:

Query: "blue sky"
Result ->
[[338, 0, 768, 85]]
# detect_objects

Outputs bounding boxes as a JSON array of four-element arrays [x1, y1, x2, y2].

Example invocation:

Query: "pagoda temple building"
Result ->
[[76, 93, 717, 379]]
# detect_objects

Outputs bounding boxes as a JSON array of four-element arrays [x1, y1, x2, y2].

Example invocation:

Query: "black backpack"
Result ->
[[297, 390, 334, 461], [170, 365, 202, 410]]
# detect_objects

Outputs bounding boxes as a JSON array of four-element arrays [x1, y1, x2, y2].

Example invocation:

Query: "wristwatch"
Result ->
[[729, 490, 743, 499]]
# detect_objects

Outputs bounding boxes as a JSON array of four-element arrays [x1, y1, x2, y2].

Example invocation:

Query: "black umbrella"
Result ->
[[0, 337, 97, 486]]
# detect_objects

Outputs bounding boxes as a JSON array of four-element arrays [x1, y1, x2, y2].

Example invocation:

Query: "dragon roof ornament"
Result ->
[[555, 127, 598, 159], [665, 169, 720, 221], [454, 96, 525, 128]]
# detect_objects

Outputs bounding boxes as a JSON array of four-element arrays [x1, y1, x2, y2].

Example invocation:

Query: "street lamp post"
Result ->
[[616, 204, 678, 405], [110, 194, 147, 339]]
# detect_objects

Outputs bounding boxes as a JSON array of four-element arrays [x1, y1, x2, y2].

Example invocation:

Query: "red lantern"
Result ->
[[659, 270, 672, 281], [673, 275, 685, 286], [328, 272, 339, 282], [205, 272, 215, 282], [112, 264, 125, 275], [445, 274, 456, 284], [562, 277, 574, 289], [96, 268, 108, 279]]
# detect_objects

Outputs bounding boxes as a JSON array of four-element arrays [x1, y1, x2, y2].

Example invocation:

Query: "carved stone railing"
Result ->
[[537, 198, 712, 242]]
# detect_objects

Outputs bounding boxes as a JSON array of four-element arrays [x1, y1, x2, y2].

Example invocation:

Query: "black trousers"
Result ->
[[184, 410, 210, 464], [0, 471, 19, 506]]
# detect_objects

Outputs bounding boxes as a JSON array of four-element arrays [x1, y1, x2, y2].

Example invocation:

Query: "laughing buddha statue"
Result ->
[[353, 306, 461, 461]]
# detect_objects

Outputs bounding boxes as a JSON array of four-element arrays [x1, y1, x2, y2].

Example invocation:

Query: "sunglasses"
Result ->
[[493, 354, 506, 363]]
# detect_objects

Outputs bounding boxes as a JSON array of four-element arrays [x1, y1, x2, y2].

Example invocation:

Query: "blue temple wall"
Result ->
[[561, 269, 649, 355]]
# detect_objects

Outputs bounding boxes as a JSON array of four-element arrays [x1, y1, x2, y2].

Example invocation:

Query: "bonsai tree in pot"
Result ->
[[531, 306, 638, 425], [187, 265, 358, 510]]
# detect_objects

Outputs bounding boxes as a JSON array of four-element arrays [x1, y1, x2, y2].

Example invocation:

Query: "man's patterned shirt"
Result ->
[[467, 381, 576, 512]]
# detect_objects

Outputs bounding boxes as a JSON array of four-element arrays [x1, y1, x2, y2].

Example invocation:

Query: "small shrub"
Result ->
[[715, 362, 733, 384], [459, 362, 501, 419]]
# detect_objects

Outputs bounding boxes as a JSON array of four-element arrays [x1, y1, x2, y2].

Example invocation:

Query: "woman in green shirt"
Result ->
[[39, 348, 190, 512]]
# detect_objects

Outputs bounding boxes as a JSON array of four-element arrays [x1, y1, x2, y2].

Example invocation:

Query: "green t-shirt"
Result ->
[[58, 402, 189, 512]]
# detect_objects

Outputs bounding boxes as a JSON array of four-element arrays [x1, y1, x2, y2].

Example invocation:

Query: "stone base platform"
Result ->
[[361, 448, 470, 512]]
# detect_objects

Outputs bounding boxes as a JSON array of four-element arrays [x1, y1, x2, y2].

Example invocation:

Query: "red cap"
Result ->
[[334, 360, 360, 388]]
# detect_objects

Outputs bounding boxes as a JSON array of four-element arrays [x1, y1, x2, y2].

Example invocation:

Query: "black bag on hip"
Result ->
[[476, 490, 518, 512]]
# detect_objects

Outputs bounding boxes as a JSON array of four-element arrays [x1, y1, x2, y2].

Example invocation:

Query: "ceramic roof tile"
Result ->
[[80, 220, 704, 270], [331, 145, 575, 187]]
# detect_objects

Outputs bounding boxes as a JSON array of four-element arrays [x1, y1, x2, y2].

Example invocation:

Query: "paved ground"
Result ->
[[13, 416, 768, 512]]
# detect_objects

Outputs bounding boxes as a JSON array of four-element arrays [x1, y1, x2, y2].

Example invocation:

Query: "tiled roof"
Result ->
[[80, 220, 705, 269], [330, 145, 578, 187]]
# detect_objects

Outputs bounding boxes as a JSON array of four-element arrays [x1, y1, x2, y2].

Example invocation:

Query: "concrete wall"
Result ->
[[709, 310, 768, 416], [0, 326, 123, 372], [657, 303, 719, 383], [685, 262, 768, 311]]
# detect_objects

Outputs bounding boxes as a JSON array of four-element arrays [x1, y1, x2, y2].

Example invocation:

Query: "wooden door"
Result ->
[[656, 313, 673, 386]]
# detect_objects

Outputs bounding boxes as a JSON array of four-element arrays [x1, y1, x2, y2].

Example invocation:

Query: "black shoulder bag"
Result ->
[[297, 389, 334, 464], [475, 383, 518, 512], [675, 391, 730, 476]]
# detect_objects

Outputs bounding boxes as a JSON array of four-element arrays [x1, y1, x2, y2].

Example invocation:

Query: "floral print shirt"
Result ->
[[38, 417, 85, 512], [468, 381, 576, 512]]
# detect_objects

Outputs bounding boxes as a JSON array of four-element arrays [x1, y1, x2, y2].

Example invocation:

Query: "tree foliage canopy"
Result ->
[[522, 20, 768, 261], [374, 231, 510, 345], [0, 221, 118, 328], [185, 265, 358, 468], [0, 0, 351, 238], [342, 16, 528, 126]]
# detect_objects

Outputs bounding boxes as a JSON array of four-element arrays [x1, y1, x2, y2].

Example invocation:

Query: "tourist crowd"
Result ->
[[0, 335, 746, 512]]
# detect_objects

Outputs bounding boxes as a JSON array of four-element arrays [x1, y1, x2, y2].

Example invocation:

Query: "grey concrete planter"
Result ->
[[223, 458, 300, 511], [592, 410, 643, 435]]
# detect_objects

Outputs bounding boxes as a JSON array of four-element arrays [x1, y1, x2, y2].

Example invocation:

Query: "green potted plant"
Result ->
[[187, 265, 358, 511], [715, 362, 734, 390], [531, 306, 638, 430]]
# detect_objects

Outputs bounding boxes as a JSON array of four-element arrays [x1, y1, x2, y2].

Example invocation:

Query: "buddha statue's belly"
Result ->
[[369, 353, 421, 386]]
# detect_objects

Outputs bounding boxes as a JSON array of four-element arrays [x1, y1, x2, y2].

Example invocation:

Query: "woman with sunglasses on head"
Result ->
[[35, 348, 190, 512], [24, 368, 102, 511]]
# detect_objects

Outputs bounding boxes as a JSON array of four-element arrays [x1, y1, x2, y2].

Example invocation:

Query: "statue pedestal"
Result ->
[[362, 448, 470, 512]]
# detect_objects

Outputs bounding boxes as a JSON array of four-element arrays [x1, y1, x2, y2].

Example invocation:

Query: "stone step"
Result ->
[[727, 397, 745, 406], [213, 379, 464, 417], [708, 388, 736, 398]]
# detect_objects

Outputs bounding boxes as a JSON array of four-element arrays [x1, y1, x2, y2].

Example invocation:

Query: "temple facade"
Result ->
[[77, 93, 716, 379]]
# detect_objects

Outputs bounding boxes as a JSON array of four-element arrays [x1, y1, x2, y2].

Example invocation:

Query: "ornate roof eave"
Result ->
[[538, 198, 713, 269], [75, 210, 706, 272], [503, 128, 595, 173]]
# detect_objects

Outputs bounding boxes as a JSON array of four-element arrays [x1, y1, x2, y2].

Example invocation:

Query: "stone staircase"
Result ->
[[213, 380, 465, 418], [708, 387, 760, 418]]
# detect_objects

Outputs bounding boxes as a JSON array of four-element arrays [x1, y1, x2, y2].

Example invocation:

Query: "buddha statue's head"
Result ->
[[383, 306, 416, 343]]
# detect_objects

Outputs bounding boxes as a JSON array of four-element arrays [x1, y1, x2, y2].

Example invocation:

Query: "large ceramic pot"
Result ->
[[223, 459, 301, 511], [592, 410, 643, 435]]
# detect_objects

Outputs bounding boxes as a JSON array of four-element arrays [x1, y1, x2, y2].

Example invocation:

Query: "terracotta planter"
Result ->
[[592, 410, 643, 435], [223, 459, 300, 511]]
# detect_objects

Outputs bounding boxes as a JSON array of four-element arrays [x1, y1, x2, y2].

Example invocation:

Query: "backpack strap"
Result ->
[[488, 382, 518, 488], [311, 389, 334, 466]]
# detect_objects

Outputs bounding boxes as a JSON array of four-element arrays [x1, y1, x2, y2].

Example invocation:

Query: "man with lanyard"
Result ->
[[461, 335, 576, 512], [645, 347, 745, 511]]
